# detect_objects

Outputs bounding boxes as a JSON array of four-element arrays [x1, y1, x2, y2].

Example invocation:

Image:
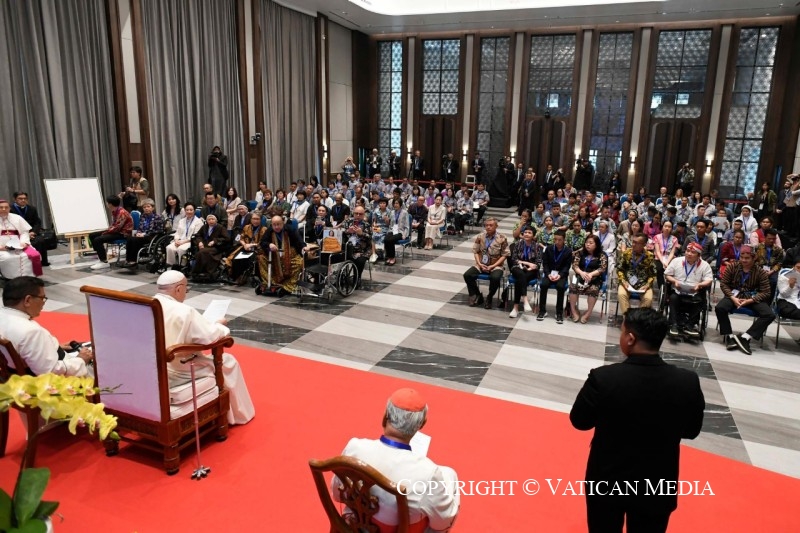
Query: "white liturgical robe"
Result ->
[[154, 293, 255, 425], [0, 213, 34, 278], [333, 437, 459, 532], [0, 306, 88, 377]]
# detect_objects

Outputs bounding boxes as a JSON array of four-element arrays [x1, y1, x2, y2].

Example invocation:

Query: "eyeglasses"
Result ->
[[31, 295, 48, 302]]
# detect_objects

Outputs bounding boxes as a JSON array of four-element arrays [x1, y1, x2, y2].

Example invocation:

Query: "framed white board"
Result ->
[[44, 178, 109, 235]]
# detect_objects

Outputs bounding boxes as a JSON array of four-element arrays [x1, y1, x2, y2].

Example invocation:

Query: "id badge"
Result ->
[[628, 275, 639, 286], [235, 234, 241, 242], [348, 235, 359, 246], [482, 254, 489, 265], [392, 224, 400, 234], [731, 289, 740, 297], [763, 266, 771, 272], [550, 270, 559, 278]]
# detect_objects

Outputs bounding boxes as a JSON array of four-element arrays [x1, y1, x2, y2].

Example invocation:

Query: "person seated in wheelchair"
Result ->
[[123, 199, 164, 268], [257, 215, 311, 296], [224, 212, 267, 285], [191, 214, 230, 281], [663, 242, 713, 339], [343, 206, 373, 283], [370, 197, 392, 262], [165, 202, 204, 269]]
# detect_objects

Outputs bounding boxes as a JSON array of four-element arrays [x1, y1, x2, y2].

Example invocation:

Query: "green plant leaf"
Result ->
[[13, 468, 50, 526], [8, 516, 48, 533], [33, 500, 59, 519], [0, 489, 12, 530]]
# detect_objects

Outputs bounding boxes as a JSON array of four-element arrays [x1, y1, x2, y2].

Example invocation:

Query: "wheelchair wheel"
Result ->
[[337, 261, 359, 296]]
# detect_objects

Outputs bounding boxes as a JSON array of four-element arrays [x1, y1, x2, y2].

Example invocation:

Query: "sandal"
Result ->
[[580, 314, 589, 324]]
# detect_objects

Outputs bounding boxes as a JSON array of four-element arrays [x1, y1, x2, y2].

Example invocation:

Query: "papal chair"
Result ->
[[309, 455, 411, 533], [81, 286, 230, 474]]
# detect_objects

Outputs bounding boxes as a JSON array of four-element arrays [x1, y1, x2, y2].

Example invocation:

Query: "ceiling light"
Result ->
[[346, 0, 663, 16]]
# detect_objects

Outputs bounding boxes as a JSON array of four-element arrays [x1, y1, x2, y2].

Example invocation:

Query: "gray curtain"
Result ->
[[259, 0, 318, 190], [0, 0, 120, 227], [140, 0, 245, 205]]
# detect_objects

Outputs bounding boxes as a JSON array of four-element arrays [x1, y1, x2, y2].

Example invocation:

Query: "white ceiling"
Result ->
[[275, 0, 796, 34]]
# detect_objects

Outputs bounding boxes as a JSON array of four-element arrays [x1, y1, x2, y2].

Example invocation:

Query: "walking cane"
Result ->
[[180, 353, 211, 480]]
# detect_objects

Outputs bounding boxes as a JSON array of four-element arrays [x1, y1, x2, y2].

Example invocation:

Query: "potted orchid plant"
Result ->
[[0, 374, 118, 532]]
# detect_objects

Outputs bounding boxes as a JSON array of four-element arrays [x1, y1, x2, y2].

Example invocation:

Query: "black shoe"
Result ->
[[556, 314, 563, 324], [685, 325, 701, 339], [733, 334, 752, 355], [41, 262, 50, 267], [484, 299, 493, 310], [669, 326, 680, 337], [476, 293, 485, 306], [537, 311, 547, 321], [725, 335, 737, 350]]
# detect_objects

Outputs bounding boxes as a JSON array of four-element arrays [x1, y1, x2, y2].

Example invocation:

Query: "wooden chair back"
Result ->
[[309, 455, 410, 533], [0, 337, 42, 468], [80, 286, 231, 474]]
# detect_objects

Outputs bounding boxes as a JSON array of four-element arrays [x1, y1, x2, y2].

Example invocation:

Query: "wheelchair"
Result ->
[[135, 231, 173, 274], [660, 284, 709, 342], [180, 243, 231, 283], [296, 244, 361, 302]]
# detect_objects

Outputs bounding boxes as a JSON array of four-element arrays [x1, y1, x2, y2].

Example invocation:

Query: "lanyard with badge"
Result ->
[[482, 235, 496, 265], [628, 253, 644, 287], [551, 246, 565, 278], [731, 271, 750, 298]]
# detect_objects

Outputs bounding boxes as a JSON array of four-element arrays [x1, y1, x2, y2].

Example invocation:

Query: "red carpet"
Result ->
[[1, 311, 798, 532]]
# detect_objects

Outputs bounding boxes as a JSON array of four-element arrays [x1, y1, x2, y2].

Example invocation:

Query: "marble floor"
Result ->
[[17, 207, 800, 479]]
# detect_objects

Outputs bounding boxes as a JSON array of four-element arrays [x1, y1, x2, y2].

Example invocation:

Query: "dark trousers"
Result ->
[[463, 266, 503, 298], [383, 232, 402, 259], [539, 275, 568, 315], [454, 213, 470, 232], [124, 234, 155, 263], [778, 299, 800, 319], [89, 231, 124, 262], [31, 238, 49, 265], [586, 498, 671, 533], [411, 222, 425, 247], [475, 206, 487, 224], [511, 267, 538, 304], [715, 298, 775, 339], [346, 249, 368, 280], [668, 293, 703, 328]]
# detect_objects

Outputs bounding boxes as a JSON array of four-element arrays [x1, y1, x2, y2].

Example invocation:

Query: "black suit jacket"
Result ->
[[570, 355, 705, 512], [11, 203, 42, 234], [471, 158, 485, 177]]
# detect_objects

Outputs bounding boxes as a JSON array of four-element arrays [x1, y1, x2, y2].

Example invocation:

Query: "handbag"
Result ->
[[37, 229, 59, 251]]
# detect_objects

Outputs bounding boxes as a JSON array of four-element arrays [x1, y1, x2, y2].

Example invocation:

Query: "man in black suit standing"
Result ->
[[570, 308, 705, 533], [388, 150, 402, 179], [11, 191, 50, 266], [471, 151, 485, 185], [367, 148, 383, 179], [409, 150, 426, 182], [442, 153, 459, 183]]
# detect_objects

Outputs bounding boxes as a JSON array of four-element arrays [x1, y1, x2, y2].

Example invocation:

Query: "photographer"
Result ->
[[676, 162, 695, 197], [207, 146, 229, 197], [119, 166, 149, 212], [780, 174, 800, 234], [574, 158, 593, 192]]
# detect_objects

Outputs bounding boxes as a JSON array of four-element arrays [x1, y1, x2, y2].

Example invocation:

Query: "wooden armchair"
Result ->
[[80, 286, 230, 475], [0, 337, 54, 469], [309, 455, 410, 533]]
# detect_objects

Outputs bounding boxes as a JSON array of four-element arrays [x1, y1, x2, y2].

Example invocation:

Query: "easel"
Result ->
[[64, 232, 93, 265]]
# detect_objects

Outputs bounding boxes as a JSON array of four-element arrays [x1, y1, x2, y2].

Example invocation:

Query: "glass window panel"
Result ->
[[441, 93, 458, 115], [745, 106, 767, 138], [679, 67, 706, 85], [391, 93, 402, 128], [757, 29, 779, 66], [723, 139, 743, 161], [392, 72, 402, 92], [378, 40, 404, 166], [422, 93, 439, 115], [742, 140, 762, 162], [477, 132, 491, 153], [379, 130, 391, 150], [423, 40, 442, 69], [392, 42, 403, 70], [423, 70, 440, 93], [737, 29, 758, 66], [734, 67, 754, 93], [478, 94, 492, 130], [751, 67, 773, 92], [494, 71, 508, 93], [478, 37, 511, 166], [493, 91, 506, 108], [527, 35, 575, 117], [480, 70, 494, 93], [441, 69, 458, 92], [442, 40, 460, 68]]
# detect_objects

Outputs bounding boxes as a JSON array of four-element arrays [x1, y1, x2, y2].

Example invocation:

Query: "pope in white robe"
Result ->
[[332, 388, 459, 533], [154, 270, 255, 425]]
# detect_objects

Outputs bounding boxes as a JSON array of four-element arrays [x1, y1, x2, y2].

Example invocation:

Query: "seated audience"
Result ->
[[89, 195, 134, 270], [424, 195, 446, 250], [653, 220, 678, 288], [0, 198, 42, 278], [715, 246, 775, 355], [224, 187, 242, 231], [333, 388, 459, 532], [681, 219, 715, 264], [719, 229, 745, 278], [565, 218, 586, 252], [734, 205, 758, 234], [371, 197, 392, 260], [154, 270, 254, 425], [539, 230, 573, 323], [123, 199, 164, 268], [165, 203, 204, 269], [470, 183, 489, 224], [664, 243, 713, 338], [343, 206, 373, 282], [568, 234, 608, 324], [749, 216, 783, 248], [191, 214, 230, 280], [463, 217, 510, 309], [162, 194, 185, 233], [777, 261, 800, 340], [258, 215, 310, 296], [594, 219, 617, 274], [231, 204, 252, 239], [330, 194, 350, 227], [617, 234, 657, 314], [0, 276, 92, 376], [408, 196, 428, 249], [508, 226, 541, 318], [309, 205, 333, 244], [200, 191, 228, 228], [225, 212, 267, 285]]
